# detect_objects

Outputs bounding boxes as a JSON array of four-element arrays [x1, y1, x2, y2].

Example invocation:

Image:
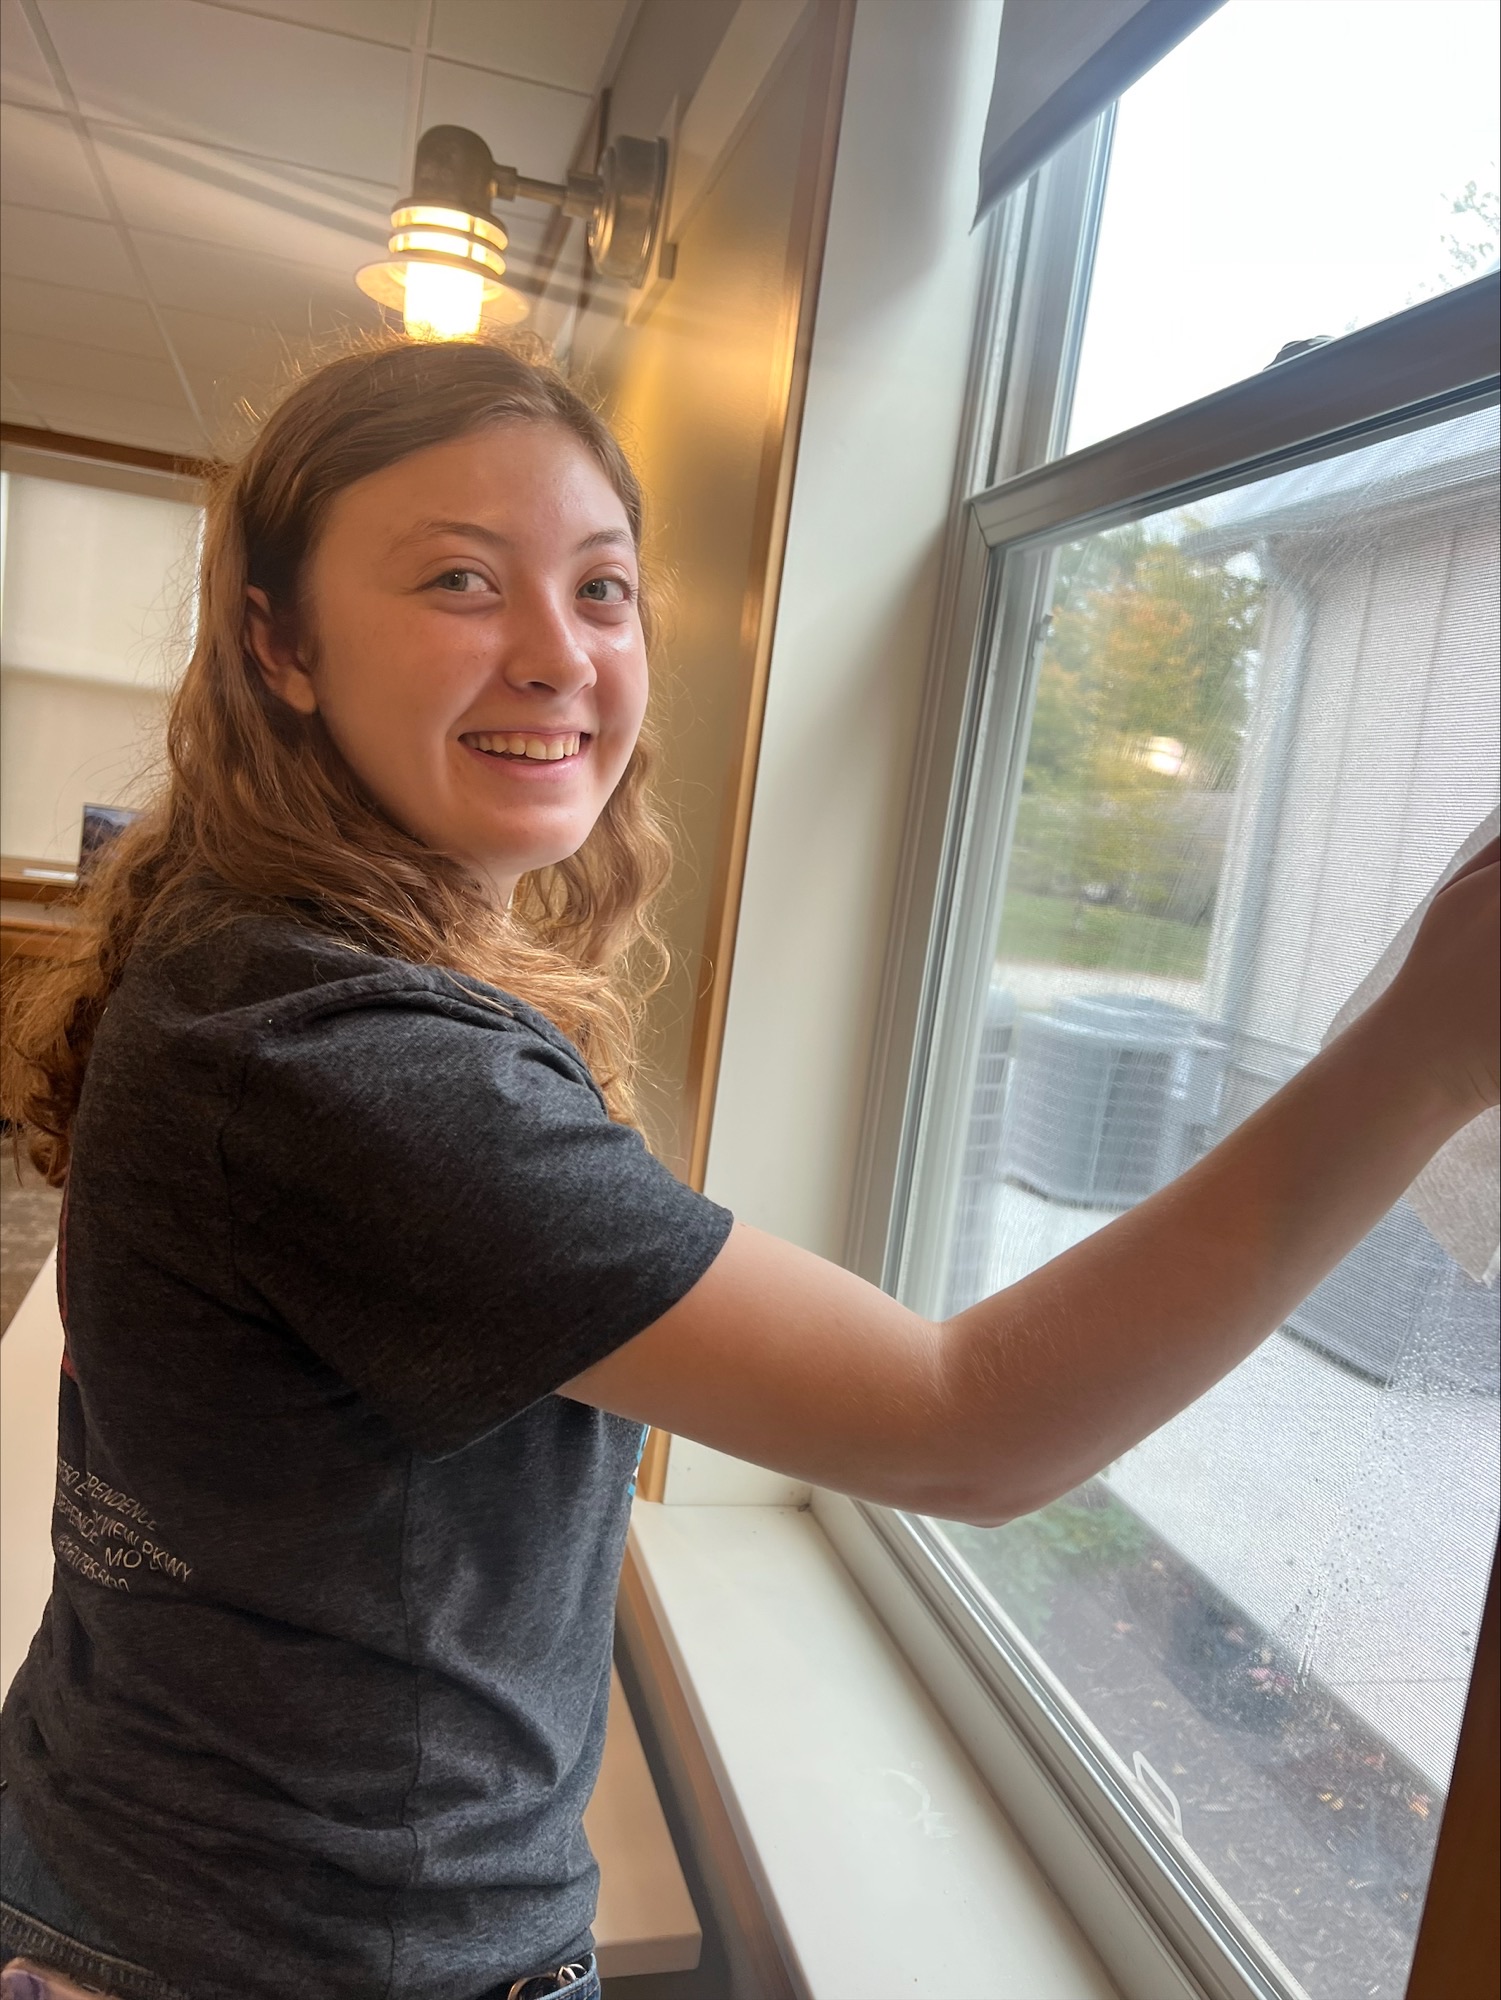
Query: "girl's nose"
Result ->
[[501, 590, 596, 697]]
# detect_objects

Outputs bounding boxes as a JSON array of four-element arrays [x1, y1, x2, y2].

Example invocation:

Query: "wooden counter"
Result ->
[[1, 857, 82, 969]]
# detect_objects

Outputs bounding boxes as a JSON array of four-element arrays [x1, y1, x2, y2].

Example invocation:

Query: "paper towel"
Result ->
[[1323, 806, 1500, 1286]]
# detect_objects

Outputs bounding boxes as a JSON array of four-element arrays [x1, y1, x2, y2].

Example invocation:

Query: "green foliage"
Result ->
[[945, 1484, 1152, 1647], [997, 890, 1211, 978], [1443, 177, 1500, 276], [1012, 523, 1263, 927]]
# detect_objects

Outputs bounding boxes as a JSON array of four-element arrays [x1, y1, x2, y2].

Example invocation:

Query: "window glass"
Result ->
[[1066, 0, 1500, 453], [928, 405, 1499, 1999], [0, 472, 197, 862]]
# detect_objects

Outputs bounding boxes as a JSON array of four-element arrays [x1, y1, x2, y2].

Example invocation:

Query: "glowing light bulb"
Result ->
[[402, 261, 485, 341]]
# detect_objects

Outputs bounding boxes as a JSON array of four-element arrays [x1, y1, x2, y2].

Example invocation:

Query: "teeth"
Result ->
[[466, 732, 581, 761]]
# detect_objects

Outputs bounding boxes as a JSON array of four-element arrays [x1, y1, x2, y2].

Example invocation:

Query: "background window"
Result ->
[[0, 470, 198, 863]]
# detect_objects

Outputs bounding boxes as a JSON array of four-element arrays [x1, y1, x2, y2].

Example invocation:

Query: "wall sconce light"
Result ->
[[357, 124, 669, 340]]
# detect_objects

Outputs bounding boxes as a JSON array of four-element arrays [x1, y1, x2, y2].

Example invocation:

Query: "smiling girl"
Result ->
[[2, 339, 1496, 2000]]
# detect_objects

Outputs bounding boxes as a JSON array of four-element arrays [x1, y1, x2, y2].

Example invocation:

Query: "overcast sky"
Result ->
[[1067, 0, 1501, 451]]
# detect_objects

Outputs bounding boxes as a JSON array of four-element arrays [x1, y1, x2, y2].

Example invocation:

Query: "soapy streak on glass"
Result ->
[[924, 406, 1500, 2000]]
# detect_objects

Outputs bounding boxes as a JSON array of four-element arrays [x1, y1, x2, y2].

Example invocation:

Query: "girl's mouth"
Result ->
[[460, 730, 585, 763]]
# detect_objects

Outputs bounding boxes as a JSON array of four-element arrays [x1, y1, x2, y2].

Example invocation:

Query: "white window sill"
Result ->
[[621, 1498, 1123, 2000]]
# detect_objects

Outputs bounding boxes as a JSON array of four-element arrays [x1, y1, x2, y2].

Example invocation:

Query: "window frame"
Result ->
[[834, 109, 1501, 2000]]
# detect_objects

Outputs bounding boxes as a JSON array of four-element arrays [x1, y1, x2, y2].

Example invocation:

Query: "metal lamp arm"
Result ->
[[490, 164, 600, 224]]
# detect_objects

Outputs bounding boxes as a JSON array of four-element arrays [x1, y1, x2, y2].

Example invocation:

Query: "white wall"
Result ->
[[703, 0, 1001, 1250], [665, 0, 1003, 1504], [0, 469, 200, 860]]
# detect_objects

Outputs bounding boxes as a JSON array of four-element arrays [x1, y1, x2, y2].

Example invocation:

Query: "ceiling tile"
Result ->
[[17, 379, 207, 454], [156, 303, 321, 436], [1, 274, 168, 357], [1, 105, 109, 218], [0, 0, 63, 110], [131, 226, 385, 335], [91, 126, 393, 272], [1, 329, 186, 405], [155, 302, 306, 376], [429, 0, 629, 93], [418, 58, 589, 186], [0, 203, 142, 295], [191, 0, 420, 47], [37, 0, 411, 183]]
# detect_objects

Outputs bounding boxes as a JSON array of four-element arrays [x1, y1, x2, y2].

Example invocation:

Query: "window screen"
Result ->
[[924, 404, 1499, 1999]]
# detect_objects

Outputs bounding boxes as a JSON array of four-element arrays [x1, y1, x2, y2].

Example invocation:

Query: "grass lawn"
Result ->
[[998, 890, 1211, 978]]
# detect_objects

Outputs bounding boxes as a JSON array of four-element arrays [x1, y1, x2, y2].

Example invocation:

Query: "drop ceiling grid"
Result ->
[[1, 0, 627, 454]]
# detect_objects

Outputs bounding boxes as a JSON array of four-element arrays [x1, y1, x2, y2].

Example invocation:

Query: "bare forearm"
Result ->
[[942, 1001, 1469, 1524], [567, 848, 1493, 1521]]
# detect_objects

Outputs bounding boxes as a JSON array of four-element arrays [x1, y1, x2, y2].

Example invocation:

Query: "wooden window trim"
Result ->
[[1407, 1535, 1499, 1999], [0, 421, 218, 481]]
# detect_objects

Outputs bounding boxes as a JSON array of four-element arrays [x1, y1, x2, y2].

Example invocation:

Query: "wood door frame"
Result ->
[[635, 0, 855, 1506], [675, 0, 858, 1197], [1406, 1534, 1499, 1999]]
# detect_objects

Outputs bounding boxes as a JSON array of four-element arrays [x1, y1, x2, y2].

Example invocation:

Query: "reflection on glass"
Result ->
[[1066, 0, 1500, 452], [933, 407, 1500, 1998]]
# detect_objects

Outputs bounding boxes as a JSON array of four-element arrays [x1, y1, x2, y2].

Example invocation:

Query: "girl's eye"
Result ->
[[578, 575, 632, 604], [431, 568, 490, 594]]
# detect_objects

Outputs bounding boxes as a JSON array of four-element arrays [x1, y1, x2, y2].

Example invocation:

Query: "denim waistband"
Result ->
[[3, 1784, 601, 1999], [1, 1919, 599, 2000], [0, 1907, 190, 2000]]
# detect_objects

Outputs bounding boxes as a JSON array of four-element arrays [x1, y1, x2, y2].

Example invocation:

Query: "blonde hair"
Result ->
[[4, 336, 673, 1183]]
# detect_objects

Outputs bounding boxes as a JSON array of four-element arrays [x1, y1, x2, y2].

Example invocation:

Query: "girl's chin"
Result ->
[[459, 826, 596, 884]]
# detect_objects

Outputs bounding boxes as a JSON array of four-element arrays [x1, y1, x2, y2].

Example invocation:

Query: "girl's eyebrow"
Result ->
[[390, 518, 634, 556]]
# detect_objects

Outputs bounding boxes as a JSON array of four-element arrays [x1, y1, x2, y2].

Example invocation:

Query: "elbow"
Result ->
[[933, 1468, 1072, 1532], [922, 1323, 1080, 1529], [927, 1482, 1035, 1532]]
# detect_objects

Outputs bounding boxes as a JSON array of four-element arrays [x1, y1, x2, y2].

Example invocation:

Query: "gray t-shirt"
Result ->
[[0, 917, 733, 1999]]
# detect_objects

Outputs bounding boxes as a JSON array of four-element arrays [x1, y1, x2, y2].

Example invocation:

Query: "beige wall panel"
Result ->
[[603, 0, 742, 152], [1204, 504, 1501, 1053], [576, 20, 827, 1173]]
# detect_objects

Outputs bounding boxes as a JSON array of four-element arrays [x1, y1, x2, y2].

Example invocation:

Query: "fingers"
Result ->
[[1438, 834, 1500, 894]]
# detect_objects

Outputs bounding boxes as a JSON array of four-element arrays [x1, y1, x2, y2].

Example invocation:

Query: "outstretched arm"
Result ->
[[564, 842, 1499, 1525]]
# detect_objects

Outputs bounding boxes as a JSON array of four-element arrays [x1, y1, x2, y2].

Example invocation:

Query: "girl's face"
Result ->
[[247, 420, 649, 903]]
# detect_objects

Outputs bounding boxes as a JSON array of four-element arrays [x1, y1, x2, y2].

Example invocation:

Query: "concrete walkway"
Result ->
[[970, 1179, 1500, 1789]]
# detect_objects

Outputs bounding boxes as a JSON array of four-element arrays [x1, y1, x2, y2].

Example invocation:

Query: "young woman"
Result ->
[[1, 338, 1496, 2000]]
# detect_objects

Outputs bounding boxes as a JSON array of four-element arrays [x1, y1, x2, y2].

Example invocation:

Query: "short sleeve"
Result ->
[[221, 981, 734, 1454]]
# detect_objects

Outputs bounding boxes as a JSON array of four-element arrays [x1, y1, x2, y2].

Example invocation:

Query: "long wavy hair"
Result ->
[[3, 336, 673, 1184]]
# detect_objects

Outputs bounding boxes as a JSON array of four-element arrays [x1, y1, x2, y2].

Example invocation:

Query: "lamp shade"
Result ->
[[357, 203, 529, 336], [357, 126, 530, 336]]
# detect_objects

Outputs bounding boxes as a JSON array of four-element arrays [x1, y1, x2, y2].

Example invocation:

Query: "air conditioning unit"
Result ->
[[944, 980, 1019, 1315], [998, 993, 1229, 1208]]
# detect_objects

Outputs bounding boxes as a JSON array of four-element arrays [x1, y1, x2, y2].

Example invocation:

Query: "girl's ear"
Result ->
[[244, 586, 318, 716]]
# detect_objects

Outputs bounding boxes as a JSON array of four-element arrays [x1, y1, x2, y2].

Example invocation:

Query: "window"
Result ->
[[840, 7, 1500, 1997], [0, 464, 200, 863], [1067, 0, 1499, 452], [938, 414, 1498, 2000]]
